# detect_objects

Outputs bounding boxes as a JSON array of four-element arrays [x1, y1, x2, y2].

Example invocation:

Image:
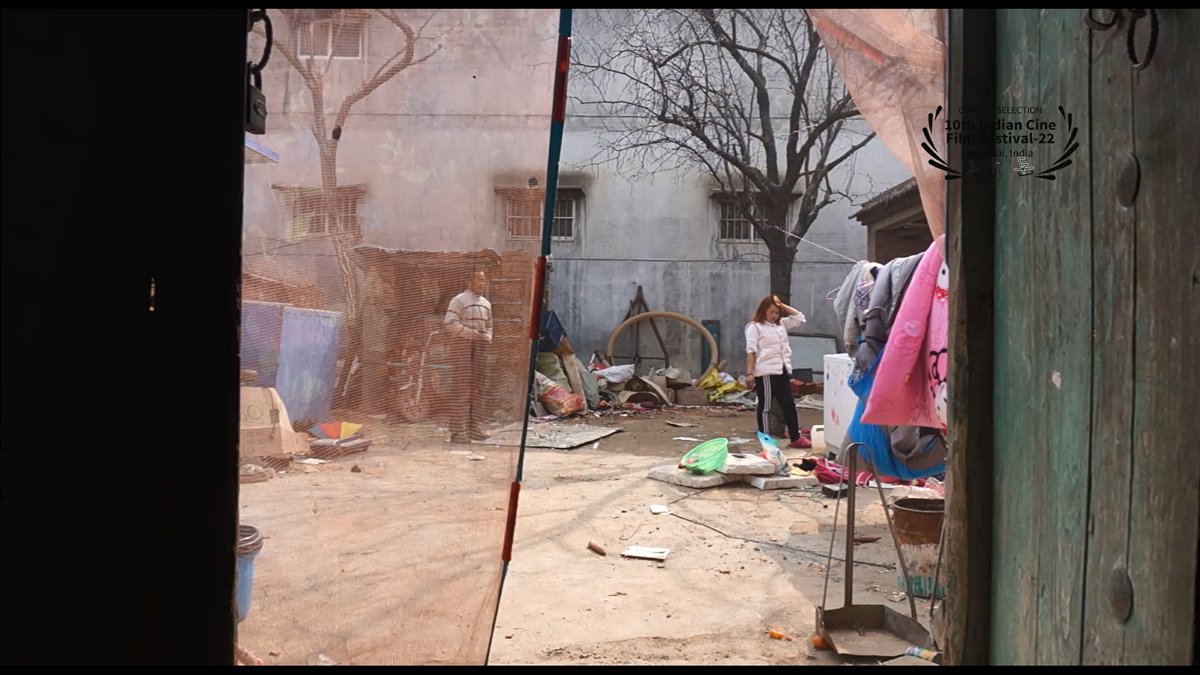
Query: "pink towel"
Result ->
[[862, 236, 948, 429]]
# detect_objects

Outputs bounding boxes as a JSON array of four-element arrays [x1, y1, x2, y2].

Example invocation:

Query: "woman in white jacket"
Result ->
[[745, 294, 810, 449]]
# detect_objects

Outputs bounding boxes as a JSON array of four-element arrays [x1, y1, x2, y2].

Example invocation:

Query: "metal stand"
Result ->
[[816, 442, 933, 658], [609, 285, 671, 369]]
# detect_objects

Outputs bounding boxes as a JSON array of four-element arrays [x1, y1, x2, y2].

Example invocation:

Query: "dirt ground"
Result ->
[[236, 405, 939, 665]]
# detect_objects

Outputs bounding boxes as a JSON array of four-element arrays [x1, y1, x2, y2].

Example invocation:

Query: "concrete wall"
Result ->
[[547, 126, 911, 377], [239, 9, 913, 379], [541, 9, 913, 376], [242, 9, 560, 311]]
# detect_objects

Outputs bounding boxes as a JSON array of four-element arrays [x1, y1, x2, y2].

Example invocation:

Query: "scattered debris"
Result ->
[[665, 421, 699, 428], [821, 483, 850, 498], [478, 423, 620, 449], [308, 421, 363, 440], [236, 644, 264, 665], [903, 646, 941, 663], [468, 454, 486, 461], [309, 435, 372, 460], [854, 535, 882, 544], [748, 474, 816, 490], [350, 465, 362, 473], [247, 455, 292, 472], [649, 504, 670, 515], [672, 436, 703, 442], [719, 453, 776, 476], [609, 591, 627, 596], [719, 569, 732, 574], [587, 541, 607, 556], [647, 464, 741, 488], [621, 546, 670, 561], [592, 442, 600, 450], [239, 464, 275, 484], [883, 655, 939, 666], [295, 458, 328, 465], [768, 629, 794, 641]]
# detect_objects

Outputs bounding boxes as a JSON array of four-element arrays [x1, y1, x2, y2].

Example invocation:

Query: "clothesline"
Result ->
[[759, 223, 862, 264]]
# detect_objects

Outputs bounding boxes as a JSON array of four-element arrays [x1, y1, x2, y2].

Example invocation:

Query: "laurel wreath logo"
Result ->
[[1034, 106, 1080, 181], [922, 106, 962, 180], [921, 105, 1079, 181]]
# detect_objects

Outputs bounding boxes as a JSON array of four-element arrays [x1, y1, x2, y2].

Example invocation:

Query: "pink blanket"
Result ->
[[862, 235, 948, 429]]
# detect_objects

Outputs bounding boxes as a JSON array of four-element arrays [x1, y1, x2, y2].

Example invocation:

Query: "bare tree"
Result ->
[[572, 9, 874, 303], [255, 9, 441, 322]]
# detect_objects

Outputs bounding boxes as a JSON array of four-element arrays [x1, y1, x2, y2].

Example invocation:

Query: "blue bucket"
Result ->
[[235, 525, 263, 623]]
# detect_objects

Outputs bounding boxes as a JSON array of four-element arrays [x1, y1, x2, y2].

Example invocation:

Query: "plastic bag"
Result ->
[[707, 380, 746, 402], [757, 431, 791, 476], [696, 366, 722, 390], [534, 371, 584, 416], [575, 358, 601, 410], [594, 363, 635, 384]]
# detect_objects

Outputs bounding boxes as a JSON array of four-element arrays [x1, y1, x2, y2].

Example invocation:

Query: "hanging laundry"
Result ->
[[862, 236, 948, 430], [845, 345, 945, 481], [831, 260, 883, 356], [853, 251, 924, 377]]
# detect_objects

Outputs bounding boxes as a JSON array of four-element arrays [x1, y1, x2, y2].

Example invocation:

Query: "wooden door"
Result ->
[[990, 8, 1199, 664]]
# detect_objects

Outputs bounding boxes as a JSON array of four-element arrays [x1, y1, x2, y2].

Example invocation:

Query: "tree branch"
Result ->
[[332, 11, 442, 134], [698, 9, 779, 183], [786, 17, 821, 183], [574, 7, 873, 249]]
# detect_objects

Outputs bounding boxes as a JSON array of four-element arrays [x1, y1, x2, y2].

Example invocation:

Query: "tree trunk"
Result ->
[[318, 140, 359, 324], [764, 214, 796, 305], [319, 138, 364, 408]]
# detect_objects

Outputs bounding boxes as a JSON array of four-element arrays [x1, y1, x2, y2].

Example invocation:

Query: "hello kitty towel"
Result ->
[[861, 235, 948, 430]]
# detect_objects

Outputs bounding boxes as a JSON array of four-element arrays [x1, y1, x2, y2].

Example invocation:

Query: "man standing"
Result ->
[[442, 270, 493, 443]]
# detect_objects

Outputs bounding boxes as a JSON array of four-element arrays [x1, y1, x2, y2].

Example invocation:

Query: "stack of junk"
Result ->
[[238, 369, 374, 483], [534, 309, 822, 419]]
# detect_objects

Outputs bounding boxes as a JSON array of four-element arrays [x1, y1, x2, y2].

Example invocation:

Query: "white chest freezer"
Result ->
[[822, 353, 858, 460]]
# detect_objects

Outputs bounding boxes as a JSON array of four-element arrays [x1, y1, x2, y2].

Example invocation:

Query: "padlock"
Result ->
[[245, 64, 267, 135]]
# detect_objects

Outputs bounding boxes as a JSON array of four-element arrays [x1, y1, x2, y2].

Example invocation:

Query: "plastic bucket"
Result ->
[[235, 525, 263, 623], [891, 498, 944, 599]]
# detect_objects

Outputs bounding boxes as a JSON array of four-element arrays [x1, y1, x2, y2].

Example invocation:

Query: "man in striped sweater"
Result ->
[[442, 270, 493, 443]]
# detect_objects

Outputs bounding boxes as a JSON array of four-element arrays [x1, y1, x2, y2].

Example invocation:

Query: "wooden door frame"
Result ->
[[945, 7, 997, 666]]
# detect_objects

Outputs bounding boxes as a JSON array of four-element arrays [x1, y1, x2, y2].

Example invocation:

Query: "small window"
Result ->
[[273, 185, 367, 240], [717, 195, 767, 242], [298, 20, 364, 59], [504, 191, 542, 240], [551, 189, 582, 241], [498, 187, 582, 241]]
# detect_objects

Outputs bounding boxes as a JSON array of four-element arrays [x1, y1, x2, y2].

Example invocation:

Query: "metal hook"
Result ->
[[1125, 9, 1158, 71], [1085, 8, 1120, 31], [1086, 9, 1158, 71]]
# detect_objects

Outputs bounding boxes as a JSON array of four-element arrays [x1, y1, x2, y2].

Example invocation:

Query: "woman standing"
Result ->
[[745, 294, 810, 448]]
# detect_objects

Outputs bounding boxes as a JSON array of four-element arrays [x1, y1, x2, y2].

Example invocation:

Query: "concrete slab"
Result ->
[[718, 453, 776, 475], [647, 464, 740, 488], [747, 474, 818, 490]]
